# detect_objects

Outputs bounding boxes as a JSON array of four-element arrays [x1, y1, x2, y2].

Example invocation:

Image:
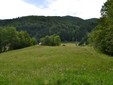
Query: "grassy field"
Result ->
[[0, 43, 113, 85]]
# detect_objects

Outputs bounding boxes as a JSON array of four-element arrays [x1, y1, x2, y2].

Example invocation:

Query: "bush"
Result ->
[[40, 35, 61, 46]]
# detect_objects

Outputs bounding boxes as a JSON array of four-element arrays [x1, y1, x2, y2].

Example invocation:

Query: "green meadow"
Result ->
[[0, 43, 113, 85]]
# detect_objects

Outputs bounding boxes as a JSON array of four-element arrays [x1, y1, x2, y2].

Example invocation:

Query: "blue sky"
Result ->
[[23, 0, 48, 8], [24, 0, 45, 5], [0, 0, 107, 19]]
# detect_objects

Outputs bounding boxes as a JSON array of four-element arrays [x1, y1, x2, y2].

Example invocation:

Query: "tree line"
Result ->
[[0, 27, 37, 53]]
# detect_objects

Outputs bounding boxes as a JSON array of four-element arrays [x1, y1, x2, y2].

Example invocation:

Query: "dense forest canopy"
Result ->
[[0, 16, 98, 43]]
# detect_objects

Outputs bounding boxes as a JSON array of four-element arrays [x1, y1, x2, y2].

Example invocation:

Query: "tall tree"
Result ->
[[89, 0, 113, 55]]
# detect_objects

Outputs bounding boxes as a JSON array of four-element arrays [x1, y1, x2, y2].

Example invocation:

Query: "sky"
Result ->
[[0, 0, 107, 19]]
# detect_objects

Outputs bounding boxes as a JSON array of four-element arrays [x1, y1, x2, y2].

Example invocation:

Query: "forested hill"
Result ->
[[0, 16, 98, 42]]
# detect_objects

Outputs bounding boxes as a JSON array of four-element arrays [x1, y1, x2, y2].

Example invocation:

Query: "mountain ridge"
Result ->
[[0, 15, 98, 42]]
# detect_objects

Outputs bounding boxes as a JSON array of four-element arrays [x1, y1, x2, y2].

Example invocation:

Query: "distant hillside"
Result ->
[[0, 16, 98, 42]]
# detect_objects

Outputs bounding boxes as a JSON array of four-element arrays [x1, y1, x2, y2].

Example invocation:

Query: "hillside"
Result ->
[[0, 44, 113, 84], [0, 16, 98, 42]]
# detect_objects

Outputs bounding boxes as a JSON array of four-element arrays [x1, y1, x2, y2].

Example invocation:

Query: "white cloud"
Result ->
[[45, 0, 107, 19], [0, 0, 42, 19], [0, 0, 107, 19]]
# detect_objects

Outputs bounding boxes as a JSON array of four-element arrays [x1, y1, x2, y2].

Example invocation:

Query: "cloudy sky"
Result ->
[[0, 0, 107, 19]]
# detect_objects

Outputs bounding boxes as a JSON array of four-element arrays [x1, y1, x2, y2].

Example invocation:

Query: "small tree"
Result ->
[[30, 38, 37, 45], [54, 35, 61, 46]]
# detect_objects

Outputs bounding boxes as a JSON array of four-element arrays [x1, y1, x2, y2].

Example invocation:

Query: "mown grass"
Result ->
[[0, 43, 113, 85]]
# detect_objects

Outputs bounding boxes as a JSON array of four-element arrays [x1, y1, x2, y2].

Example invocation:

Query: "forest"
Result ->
[[0, 16, 98, 43]]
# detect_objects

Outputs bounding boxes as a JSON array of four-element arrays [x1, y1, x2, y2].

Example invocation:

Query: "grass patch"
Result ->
[[0, 43, 113, 85]]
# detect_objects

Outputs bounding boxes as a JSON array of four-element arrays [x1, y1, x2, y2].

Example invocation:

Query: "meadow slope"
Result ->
[[0, 43, 113, 85]]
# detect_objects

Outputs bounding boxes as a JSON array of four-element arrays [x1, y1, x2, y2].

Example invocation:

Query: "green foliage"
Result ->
[[89, 0, 113, 56], [0, 16, 98, 43], [30, 37, 37, 45], [54, 35, 61, 46], [0, 27, 37, 53], [16, 31, 32, 48], [0, 27, 17, 52], [40, 35, 61, 46]]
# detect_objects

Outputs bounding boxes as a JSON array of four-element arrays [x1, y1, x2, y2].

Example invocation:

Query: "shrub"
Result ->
[[40, 34, 61, 46]]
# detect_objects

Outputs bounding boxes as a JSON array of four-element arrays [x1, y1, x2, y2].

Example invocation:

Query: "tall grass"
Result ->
[[0, 43, 113, 85]]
